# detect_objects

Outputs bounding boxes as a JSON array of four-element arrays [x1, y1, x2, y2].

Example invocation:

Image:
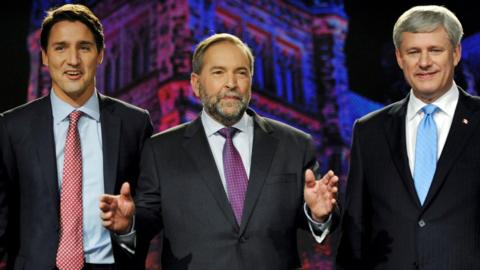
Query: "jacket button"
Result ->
[[239, 236, 248, 243], [418, 219, 426, 227]]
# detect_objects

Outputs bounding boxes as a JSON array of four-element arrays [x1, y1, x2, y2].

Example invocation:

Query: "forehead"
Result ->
[[400, 27, 451, 49], [202, 41, 249, 67], [48, 20, 95, 44]]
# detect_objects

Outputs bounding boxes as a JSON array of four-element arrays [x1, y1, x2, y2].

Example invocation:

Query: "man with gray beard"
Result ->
[[99, 33, 339, 270]]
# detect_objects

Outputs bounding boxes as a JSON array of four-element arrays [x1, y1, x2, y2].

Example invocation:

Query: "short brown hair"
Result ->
[[192, 33, 254, 75], [40, 4, 105, 51]]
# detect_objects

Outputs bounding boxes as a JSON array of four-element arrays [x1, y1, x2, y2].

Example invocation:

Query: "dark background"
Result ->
[[343, 0, 479, 104], [0, 0, 31, 112]]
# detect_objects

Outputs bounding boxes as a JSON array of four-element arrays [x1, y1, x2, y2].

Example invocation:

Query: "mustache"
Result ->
[[219, 91, 244, 100]]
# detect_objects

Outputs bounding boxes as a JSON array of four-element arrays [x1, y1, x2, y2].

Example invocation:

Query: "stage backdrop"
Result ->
[[15, 0, 480, 269]]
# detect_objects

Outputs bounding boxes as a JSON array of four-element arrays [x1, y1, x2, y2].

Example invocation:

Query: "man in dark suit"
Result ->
[[99, 33, 339, 269], [336, 5, 480, 270], [0, 4, 152, 270]]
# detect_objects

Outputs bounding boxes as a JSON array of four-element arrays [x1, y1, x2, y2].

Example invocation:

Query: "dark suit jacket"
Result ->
[[134, 109, 328, 270], [0, 93, 153, 270], [336, 89, 480, 270]]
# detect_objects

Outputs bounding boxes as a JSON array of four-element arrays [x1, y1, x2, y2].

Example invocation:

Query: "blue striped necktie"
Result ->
[[413, 104, 439, 205]]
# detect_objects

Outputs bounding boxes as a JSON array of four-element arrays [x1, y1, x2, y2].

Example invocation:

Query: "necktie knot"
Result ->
[[421, 104, 438, 116], [69, 111, 83, 126], [218, 127, 238, 139]]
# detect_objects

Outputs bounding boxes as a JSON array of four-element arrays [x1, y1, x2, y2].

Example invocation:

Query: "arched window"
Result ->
[[275, 48, 303, 105]]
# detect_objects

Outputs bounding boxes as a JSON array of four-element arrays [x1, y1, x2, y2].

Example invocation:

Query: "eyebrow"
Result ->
[[209, 66, 249, 71], [209, 66, 226, 70], [50, 40, 95, 46]]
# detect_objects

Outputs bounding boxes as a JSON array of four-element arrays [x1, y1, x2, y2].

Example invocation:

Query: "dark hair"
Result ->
[[40, 4, 105, 51]]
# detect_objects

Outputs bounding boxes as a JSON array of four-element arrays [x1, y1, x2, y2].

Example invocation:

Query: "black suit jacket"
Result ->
[[336, 89, 480, 270], [134, 109, 329, 270], [0, 93, 153, 270]]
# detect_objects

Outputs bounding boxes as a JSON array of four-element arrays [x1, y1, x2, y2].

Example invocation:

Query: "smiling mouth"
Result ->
[[64, 71, 82, 80], [416, 71, 438, 79]]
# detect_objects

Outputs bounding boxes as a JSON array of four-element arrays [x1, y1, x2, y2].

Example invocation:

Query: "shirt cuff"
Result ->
[[113, 217, 136, 254], [303, 203, 332, 244]]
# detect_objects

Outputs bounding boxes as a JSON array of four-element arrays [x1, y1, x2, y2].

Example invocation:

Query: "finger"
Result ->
[[322, 170, 335, 182], [120, 182, 132, 200], [99, 201, 112, 212], [100, 211, 112, 220], [100, 194, 116, 204], [304, 169, 316, 188], [102, 220, 112, 228], [327, 176, 339, 189]]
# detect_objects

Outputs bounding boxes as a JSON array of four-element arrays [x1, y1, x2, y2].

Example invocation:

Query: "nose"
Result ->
[[418, 51, 432, 68], [225, 73, 238, 90], [66, 49, 80, 66]]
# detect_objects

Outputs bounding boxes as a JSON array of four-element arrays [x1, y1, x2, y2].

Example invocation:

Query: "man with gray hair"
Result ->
[[99, 33, 340, 269], [336, 5, 480, 270]]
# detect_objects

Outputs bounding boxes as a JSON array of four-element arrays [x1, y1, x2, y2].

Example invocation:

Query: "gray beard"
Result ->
[[204, 101, 247, 126]]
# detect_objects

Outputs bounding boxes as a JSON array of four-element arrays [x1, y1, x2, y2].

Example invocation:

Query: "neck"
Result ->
[[52, 87, 94, 108]]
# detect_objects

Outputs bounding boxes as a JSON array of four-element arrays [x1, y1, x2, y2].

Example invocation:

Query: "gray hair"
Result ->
[[192, 33, 254, 75], [393, 5, 463, 49]]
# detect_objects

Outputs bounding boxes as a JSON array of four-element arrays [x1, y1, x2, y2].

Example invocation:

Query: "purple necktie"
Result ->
[[218, 127, 248, 225]]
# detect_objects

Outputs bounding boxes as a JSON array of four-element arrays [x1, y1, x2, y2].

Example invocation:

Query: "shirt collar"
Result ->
[[406, 82, 459, 121], [201, 108, 251, 137], [50, 88, 101, 124]]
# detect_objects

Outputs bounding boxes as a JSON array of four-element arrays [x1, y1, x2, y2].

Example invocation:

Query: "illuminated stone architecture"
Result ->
[[26, 0, 380, 269]]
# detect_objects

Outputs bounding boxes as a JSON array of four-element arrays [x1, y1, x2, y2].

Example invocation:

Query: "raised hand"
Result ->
[[304, 169, 338, 222], [99, 182, 135, 234]]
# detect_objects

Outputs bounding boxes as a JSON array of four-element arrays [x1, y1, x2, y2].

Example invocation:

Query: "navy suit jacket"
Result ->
[[336, 89, 480, 270], [0, 93, 153, 270]]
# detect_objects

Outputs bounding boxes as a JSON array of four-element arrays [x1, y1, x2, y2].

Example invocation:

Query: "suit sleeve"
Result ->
[[336, 120, 366, 269], [0, 116, 8, 259], [0, 148, 6, 260], [129, 110, 153, 198], [0, 116, 18, 262], [134, 138, 163, 249]]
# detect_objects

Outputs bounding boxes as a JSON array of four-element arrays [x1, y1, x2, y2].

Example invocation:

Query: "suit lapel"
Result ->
[[239, 111, 277, 234], [423, 90, 480, 208], [99, 94, 121, 194], [383, 96, 421, 206], [182, 117, 238, 230], [31, 96, 60, 211]]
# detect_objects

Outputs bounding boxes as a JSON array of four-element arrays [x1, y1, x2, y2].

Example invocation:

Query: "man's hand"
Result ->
[[99, 182, 135, 234], [304, 169, 338, 222]]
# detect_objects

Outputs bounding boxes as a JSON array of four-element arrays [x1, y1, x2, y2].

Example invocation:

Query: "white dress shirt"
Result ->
[[201, 110, 254, 190], [405, 83, 459, 174]]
